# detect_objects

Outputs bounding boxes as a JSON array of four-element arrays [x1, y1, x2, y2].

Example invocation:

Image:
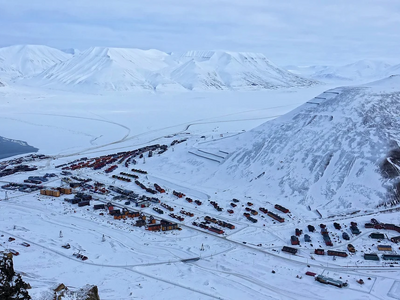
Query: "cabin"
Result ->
[[333, 222, 342, 230], [113, 214, 126, 220], [315, 275, 347, 288], [304, 234, 311, 242], [109, 209, 121, 216], [274, 204, 289, 213], [147, 224, 162, 231], [342, 232, 350, 240], [161, 221, 179, 231], [382, 254, 400, 261], [323, 235, 333, 246], [93, 204, 105, 210], [369, 233, 385, 239], [267, 211, 284, 223], [364, 253, 380, 261], [135, 219, 146, 227], [377, 245, 392, 251], [209, 227, 224, 234], [350, 225, 361, 235], [40, 189, 61, 197], [327, 250, 348, 257], [78, 200, 90, 207], [282, 246, 297, 255], [127, 211, 140, 218], [291, 236, 300, 245]]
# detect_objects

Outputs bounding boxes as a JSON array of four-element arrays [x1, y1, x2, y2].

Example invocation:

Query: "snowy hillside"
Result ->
[[288, 60, 397, 83], [28, 47, 183, 92], [313, 60, 392, 82], [0, 45, 71, 79], [190, 75, 400, 215], [170, 50, 318, 90], [387, 63, 400, 77], [8, 45, 318, 92]]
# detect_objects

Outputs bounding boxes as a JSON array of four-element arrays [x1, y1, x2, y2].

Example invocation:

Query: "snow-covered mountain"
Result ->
[[196, 75, 400, 215], [313, 60, 392, 81], [29, 47, 184, 92], [2, 45, 318, 92], [0, 45, 71, 79], [387, 63, 400, 76], [287, 60, 397, 83], [61, 48, 80, 55], [169, 50, 317, 90]]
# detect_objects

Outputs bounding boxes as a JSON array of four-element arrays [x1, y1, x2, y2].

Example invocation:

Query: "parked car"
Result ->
[[8, 249, 19, 256], [21, 242, 30, 247]]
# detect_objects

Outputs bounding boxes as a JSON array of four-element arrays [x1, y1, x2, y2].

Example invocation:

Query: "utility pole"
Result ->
[[4, 191, 9, 201]]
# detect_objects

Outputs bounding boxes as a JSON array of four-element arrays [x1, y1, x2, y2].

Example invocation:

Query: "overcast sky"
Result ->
[[0, 0, 399, 65]]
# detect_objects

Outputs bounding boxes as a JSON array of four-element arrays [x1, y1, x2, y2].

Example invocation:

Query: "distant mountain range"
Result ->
[[286, 60, 400, 83], [1, 44, 398, 92], [0, 44, 318, 92]]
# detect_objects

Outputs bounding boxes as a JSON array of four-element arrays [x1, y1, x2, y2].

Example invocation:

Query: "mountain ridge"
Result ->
[[0, 44, 71, 79], [0, 44, 318, 92]]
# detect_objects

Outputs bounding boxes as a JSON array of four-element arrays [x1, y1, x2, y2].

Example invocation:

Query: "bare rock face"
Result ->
[[54, 283, 100, 300], [82, 285, 100, 300], [0, 252, 31, 300]]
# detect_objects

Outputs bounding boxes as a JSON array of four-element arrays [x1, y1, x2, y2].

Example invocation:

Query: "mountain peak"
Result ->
[[0, 44, 71, 78], [1, 44, 318, 92]]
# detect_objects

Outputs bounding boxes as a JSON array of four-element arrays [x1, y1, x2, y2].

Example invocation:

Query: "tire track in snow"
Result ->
[[0, 229, 222, 299]]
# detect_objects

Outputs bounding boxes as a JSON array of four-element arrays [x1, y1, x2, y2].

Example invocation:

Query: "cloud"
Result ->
[[0, 0, 399, 65]]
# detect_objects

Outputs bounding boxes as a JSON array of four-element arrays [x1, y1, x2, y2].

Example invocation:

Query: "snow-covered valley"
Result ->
[[1, 45, 400, 300]]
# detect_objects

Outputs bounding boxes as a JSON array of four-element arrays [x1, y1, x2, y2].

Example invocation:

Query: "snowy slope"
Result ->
[[314, 60, 392, 81], [171, 50, 318, 90], [387, 63, 400, 77], [28, 47, 183, 92], [288, 60, 395, 83], [61, 48, 80, 55], [0, 45, 71, 79], [16, 46, 318, 92], [198, 75, 400, 214]]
